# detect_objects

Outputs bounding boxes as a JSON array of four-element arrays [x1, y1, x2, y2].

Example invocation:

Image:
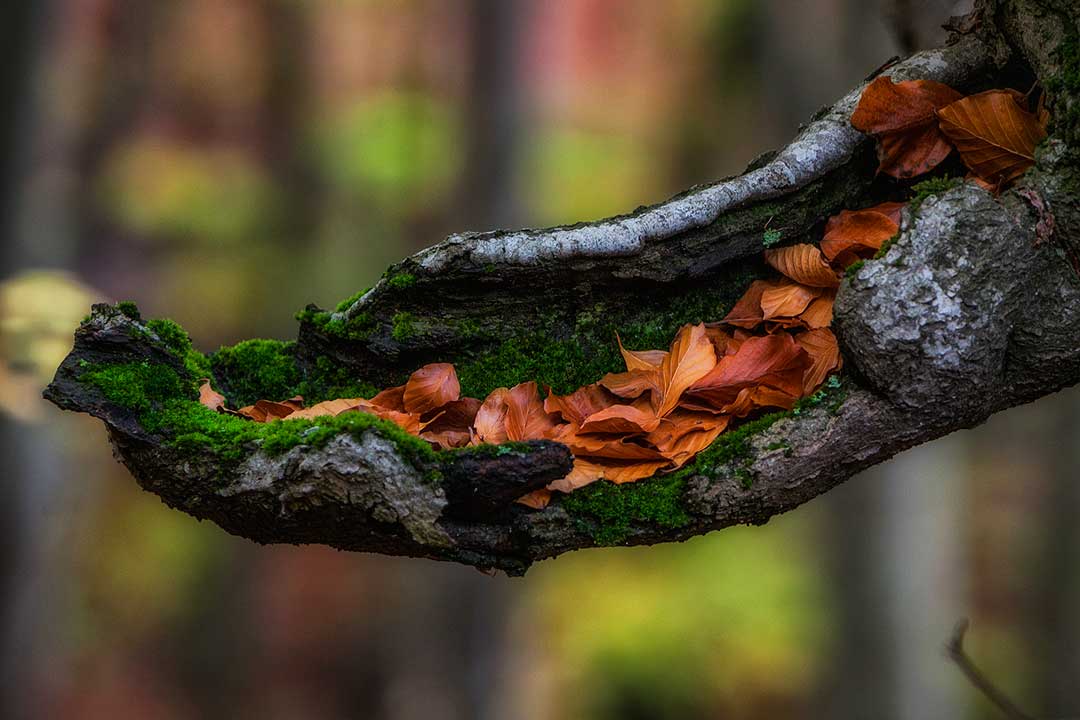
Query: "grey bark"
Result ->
[[44, 0, 1080, 574]]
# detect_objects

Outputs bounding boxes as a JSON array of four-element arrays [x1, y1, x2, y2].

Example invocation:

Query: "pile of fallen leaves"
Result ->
[[197, 74, 1048, 509]]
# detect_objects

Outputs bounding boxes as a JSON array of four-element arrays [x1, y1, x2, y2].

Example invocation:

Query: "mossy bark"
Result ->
[[45, 1, 1080, 574]]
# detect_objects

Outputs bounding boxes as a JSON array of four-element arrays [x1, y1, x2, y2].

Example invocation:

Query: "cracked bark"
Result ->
[[45, 0, 1080, 574]]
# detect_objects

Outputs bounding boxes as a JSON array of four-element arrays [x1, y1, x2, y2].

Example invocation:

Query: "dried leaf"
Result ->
[[652, 323, 718, 417], [764, 244, 839, 288], [646, 410, 730, 467], [795, 328, 843, 394], [420, 397, 481, 449], [198, 380, 226, 412], [544, 384, 617, 424], [685, 334, 810, 411], [820, 207, 900, 268], [238, 396, 305, 422], [548, 457, 670, 493], [505, 381, 560, 441], [515, 489, 552, 509], [722, 280, 772, 329], [370, 384, 406, 412], [760, 279, 821, 320], [472, 388, 510, 445], [403, 363, 460, 415], [598, 369, 655, 400], [797, 290, 836, 330], [578, 401, 661, 435], [617, 334, 667, 371], [851, 75, 963, 177], [937, 89, 1047, 185]]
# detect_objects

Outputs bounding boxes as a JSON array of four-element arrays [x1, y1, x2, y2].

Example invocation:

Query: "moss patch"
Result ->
[[391, 311, 417, 341], [116, 301, 142, 321], [560, 475, 691, 545], [385, 271, 417, 290], [210, 339, 301, 408], [78, 360, 192, 415], [909, 176, 960, 211]]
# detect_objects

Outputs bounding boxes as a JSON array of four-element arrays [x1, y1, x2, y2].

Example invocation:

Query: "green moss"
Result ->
[[210, 339, 300, 407], [391, 311, 416, 341], [116, 301, 142, 321], [295, 355, 380, 403], [334, 289, 369, 313], [909, 176, 960, 210], [762, 228, 783, 248], [145, 317, 213, 379], [78, 361, 192, 415], [872, 230, 901, 260], [385, 272, 417, 290], [455, 281, 752, 398], [845, 259, 865, 276], [1047, 29, 1080, 140], [560, 475, 690, 545]]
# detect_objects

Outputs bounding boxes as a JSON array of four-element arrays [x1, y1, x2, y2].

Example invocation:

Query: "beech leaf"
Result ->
[[764, 244, 840, 288], [937, 89, 1047, 185], [403, 363, 460, 415]]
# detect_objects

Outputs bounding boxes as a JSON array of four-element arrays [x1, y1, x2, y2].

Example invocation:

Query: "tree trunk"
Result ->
[[44, 0, 1080, 574]]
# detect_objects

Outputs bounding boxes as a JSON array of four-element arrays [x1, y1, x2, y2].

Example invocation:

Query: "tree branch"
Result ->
[[44, 1, 1080, 573]]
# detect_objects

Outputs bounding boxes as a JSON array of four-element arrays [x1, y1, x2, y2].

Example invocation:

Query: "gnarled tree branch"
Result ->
[[46, 0, 1080, 574]]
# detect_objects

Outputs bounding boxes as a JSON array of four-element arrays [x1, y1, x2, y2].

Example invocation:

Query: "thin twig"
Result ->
[[948, 619, 1051, 720]]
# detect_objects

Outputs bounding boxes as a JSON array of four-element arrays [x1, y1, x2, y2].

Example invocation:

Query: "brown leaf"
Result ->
[[238, 396, 305, 422], [851, 75, 963, 177], [795, 328, 843, 394], [548, 457, 670, 493], [937, 89, 1047, 185], [198, 380, 226, 412], [515, 489, 552, 509], [646, 410, 730, 467], [684, 334, 810, 411], [472, 388, 510, 445], [764, 244, 840, 288], [760, 279, 821, 320], [704, 324, 744, 356], [714, 385, 802, 417], [598, 369, 655, 400], [544, 384, 617, 425], [652, 323, 718, 417], [820, 207, 900, 268], [797, 290, 836, 330], [369, 384, 406, 412], [419, 397, 481, 449], [403, 363, 460, 415], [578, 400, 661, 435], [722, 280, 772, 329], [505, 381, 560, 441], [617, 333, 667, 371]]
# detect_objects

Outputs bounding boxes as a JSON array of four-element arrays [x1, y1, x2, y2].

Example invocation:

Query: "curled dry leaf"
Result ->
[[685, 334, 810, 412], [238, 396, 305, 422], [578, 400, 661, 435], [403, 363, 460, 415], [419, 397, 481, 449], [722, 280, 771, 329], [617, 334, 667, 371], [851, 75, 963, 178], [544, 384, 617, 425], [794, 328, 843, 394], [198, 380, 226, 412], [937, 89, 1047, 185], [646, 410, 730, 467], [820, 206, 901, 268], [760, 279, 821, 320], [652, 323, 717, 417], [472, 388, 510, 445], [764, 244, 839, 288]]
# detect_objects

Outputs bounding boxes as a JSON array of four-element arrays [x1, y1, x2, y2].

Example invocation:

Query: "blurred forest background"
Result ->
[[1, 0, 1078, 718]]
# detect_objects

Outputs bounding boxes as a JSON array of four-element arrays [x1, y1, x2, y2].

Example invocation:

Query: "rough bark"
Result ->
[[45, 1, 1080, 574]]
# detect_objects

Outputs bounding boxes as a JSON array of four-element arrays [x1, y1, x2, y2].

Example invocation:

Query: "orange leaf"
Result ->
[[715, 385, 802, 417], [820, 208, 900, 268], [685, 334, 810, 411], [760, 279, 821, 320], [548, 457, 670, 493], [419, 397, 481, 449], [370, 384, 406, 412], [198, 380, 226, 412], [472, 388, 510, 444], [544, 384, 617, 424], [795, 328, 843, 394], [704, 324, 744, 356], [617, 333, 667, 371], [764, 244, 839, 288], [937, 89, 1047, 185], [722, 280, 771, 329], [851, 75, 963, 177], [598, 369, 655, 400], [652, 323, 718, 417], [515, 489, 552, 509], [797, 290, 836, 329], [578, 400, 661, 435], [403, 363, 459, 415], [646, 410, 730, 467], [505, 381, 560, 441], [237, 396, 304, 422]]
